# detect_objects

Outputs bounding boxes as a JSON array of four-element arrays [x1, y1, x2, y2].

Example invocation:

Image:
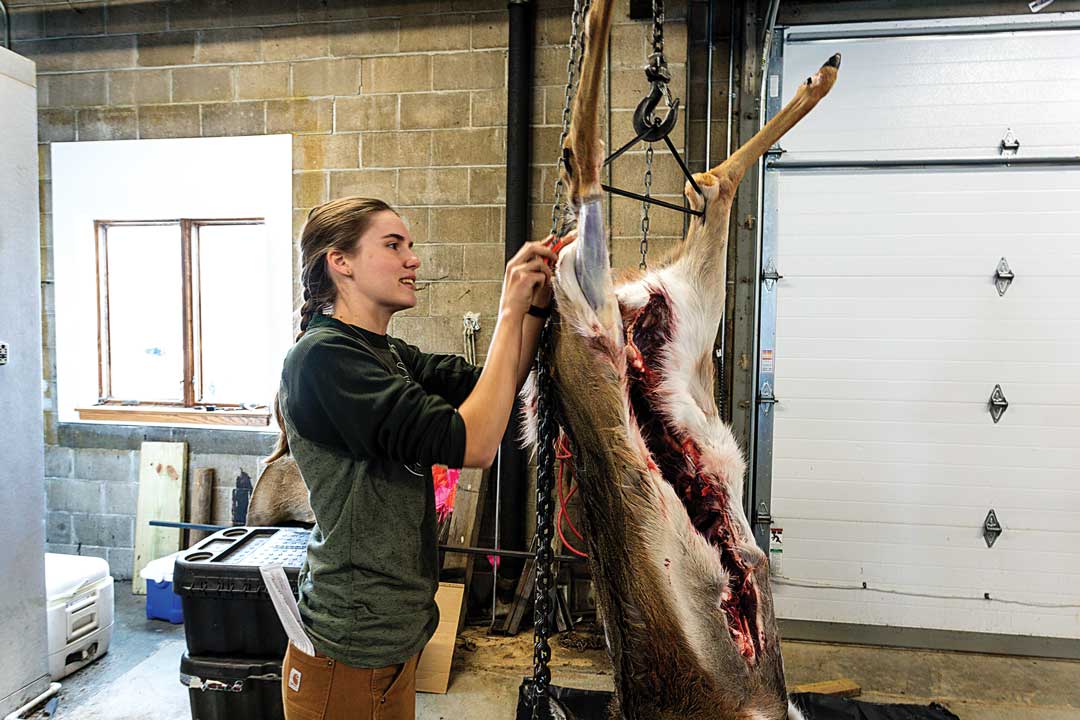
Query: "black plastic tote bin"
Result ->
[[180, 653, 284, 720]]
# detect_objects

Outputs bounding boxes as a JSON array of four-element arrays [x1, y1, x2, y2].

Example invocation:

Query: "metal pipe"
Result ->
[[768, 156, 1080, 170], [704, 0, 715, 168], [499, 0, 536, 581], [0, 0, 10, 51]]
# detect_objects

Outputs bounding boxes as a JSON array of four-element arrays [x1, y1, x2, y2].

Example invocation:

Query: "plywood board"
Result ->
[[132, 441, 187, 593], [415, 582, 464, 694], [791, 678, 861, 698]]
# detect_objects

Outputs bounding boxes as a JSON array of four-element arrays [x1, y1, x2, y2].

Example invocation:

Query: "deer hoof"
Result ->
[[684, 171, 718, 211]]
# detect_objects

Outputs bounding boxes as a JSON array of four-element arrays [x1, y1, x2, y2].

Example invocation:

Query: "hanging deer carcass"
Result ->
[[528, 1, 839, 717]]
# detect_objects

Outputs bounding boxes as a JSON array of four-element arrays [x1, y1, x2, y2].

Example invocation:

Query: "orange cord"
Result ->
[[556, 433, 589, 558]]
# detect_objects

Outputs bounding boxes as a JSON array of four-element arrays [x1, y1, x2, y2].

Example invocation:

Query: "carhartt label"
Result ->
[[289, 668, 302, 692]]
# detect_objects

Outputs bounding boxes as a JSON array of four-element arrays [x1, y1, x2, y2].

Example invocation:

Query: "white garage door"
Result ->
[[761, 17, 1080, 640]]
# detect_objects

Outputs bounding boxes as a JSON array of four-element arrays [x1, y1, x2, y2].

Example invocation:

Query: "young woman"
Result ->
[[267, 196, 559, 720]]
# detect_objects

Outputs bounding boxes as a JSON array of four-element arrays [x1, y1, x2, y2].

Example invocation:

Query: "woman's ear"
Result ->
[[325, 249, 353, 279]]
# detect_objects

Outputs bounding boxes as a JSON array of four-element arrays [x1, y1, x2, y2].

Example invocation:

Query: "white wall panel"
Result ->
[[767, 24, 1080, 640]]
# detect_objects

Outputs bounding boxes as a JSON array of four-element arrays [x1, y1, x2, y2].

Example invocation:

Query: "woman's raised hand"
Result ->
[[501, 241, 558, 318]]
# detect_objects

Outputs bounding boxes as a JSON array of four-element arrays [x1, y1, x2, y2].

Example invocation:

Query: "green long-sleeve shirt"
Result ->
[[279, 313, 480, 667]]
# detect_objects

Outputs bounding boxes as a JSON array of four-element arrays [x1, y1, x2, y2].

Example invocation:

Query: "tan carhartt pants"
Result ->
[[282, 642, 418, 720]]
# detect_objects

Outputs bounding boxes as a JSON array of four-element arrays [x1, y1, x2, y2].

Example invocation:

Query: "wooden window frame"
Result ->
[[78, 218, 270, 427]]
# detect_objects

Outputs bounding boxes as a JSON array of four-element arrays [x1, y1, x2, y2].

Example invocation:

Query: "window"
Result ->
[[77, 218, 272, 426]]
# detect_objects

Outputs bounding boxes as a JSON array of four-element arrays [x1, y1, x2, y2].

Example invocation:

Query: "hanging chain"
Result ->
[[639, 143, 654, 270], [531, 321, 558, 719], [549, 0, 592, 238]]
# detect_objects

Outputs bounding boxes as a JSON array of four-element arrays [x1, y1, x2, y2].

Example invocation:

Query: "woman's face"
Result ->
[[348, 210, 420, 313]]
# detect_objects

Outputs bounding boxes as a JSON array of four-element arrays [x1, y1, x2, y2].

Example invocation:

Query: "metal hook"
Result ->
[[633, 84, 679, 143]]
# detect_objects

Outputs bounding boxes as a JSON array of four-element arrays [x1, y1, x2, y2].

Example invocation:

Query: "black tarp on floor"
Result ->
[[516, 681, 961, 720]]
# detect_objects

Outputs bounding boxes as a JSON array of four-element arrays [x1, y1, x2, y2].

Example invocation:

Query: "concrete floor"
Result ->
[[32, 589, 1080, 719]]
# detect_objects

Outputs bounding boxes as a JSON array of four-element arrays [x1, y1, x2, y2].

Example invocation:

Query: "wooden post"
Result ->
[[189, 468, 215, 546]]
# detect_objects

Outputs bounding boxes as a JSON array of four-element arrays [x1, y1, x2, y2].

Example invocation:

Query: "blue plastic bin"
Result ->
[[146, 578, 184, 624]]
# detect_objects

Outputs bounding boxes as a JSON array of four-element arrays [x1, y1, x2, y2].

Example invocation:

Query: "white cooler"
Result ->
[[44, 553, 114, 681]]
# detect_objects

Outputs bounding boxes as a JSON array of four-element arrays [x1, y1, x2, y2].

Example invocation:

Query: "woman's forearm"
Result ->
[[458, 309, 524, 468], [516, 313, 546, 390]]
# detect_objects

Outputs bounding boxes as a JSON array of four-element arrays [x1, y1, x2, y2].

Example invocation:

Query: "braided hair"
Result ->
[[266, 196, 398, 463]]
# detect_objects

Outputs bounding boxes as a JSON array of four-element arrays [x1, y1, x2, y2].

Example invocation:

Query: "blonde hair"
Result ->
[[266, 196, 398, 463]]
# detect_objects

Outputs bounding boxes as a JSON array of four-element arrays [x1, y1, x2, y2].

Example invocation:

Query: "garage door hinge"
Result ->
[[988, 384, 1009, 423], [758, 381, 778, 414], [983, 509, 1003, 548], [994, 257, 1014, 296], [999, 129, 1020, 155], [762, 259, 783, 290]]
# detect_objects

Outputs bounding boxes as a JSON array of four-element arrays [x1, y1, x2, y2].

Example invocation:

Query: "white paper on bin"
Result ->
[[259, 565, 315, 656], [139, 551, 181, 583]]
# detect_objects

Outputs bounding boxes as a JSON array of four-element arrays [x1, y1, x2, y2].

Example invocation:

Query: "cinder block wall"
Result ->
[[12, 0, 691, 578]]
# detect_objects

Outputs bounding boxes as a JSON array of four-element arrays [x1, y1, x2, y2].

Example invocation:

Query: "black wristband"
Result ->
[[527, 304, 552, 319]]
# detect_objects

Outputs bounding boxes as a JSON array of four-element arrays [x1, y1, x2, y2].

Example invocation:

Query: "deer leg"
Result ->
[[564, 0, 615, 206]]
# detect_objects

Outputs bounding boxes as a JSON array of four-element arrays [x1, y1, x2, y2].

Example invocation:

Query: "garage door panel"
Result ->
[[776, 517, 1076, 553], [774, 497, 1078, 530], [777, 358, 1080, 385], [774, 459, 1079, 491], [777, 417, 1080, 450], [773, 399, 1080, 428], [783, 278, 1076, 302], [782, 33, 1080, 158], [779, 337, 1080, 364], [769, 22, 1080, 640], [778, 317, 1080, 342]]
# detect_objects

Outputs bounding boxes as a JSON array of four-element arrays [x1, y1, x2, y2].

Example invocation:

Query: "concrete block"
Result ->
[[432, 51, 505, 91], [46, 543, 79, 556], [469, 167, 506, 205], [611, 235, 677, 270], [47, 477, 104, 514], [75, 545, 108, 563], [362, 131, 431, 168], [401, 207, 430, 242], [431, 127, 505, 166], [44, 410, 59, 445], [73, 448, 136, 483], [38, 108, 77, 142], [392, 316, 464, 355], [363, 55, 431, 93], [531, 125, 566, 168], [236, 63, 289, 101], [535, 45, 573, 86], [430, 206, 502, 244], [400, 92, 469, 130], [107, 548, 134, 580], [109, 69, 171, 105], [73, 513, 135, 548], [612, 193, 683, 237], [334, 94, 398, 132], [396, 167, 469, 205], [469, 88, 506, 127], [138, 103, 201, 138], [14, 35, 136, 72], [297, 0, 372, 23], [291, 58, 362, 98], [609, 22, 646, 69], [294, 133, 360, 171], [261, 25, 329, 62], [415, 243, 464, 281], [137, 31, 197, 67], [399, 15, 470, 52], [329, 19, 398, 57], [429, 281, 501, 316], [44, 3, 105, 37], [462, 243, 504, 282], [328, 169, 398, 204], [10, 7, 44, 41], [201, 101, 266, 137], [45, 445, 74, 478], [107, 3, 169, 34], [470, 12, 507, 50], [196, 27, 263, 64], [537, 9, 572, 47], [266, 98, 332, 134], [47, 511, 73, 544], [172, 65, 233, 103], [104, 482, 139, 516], [45, 72, 108, 108], [293, 171, 328, 208], [78, 108, 138, 141]]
